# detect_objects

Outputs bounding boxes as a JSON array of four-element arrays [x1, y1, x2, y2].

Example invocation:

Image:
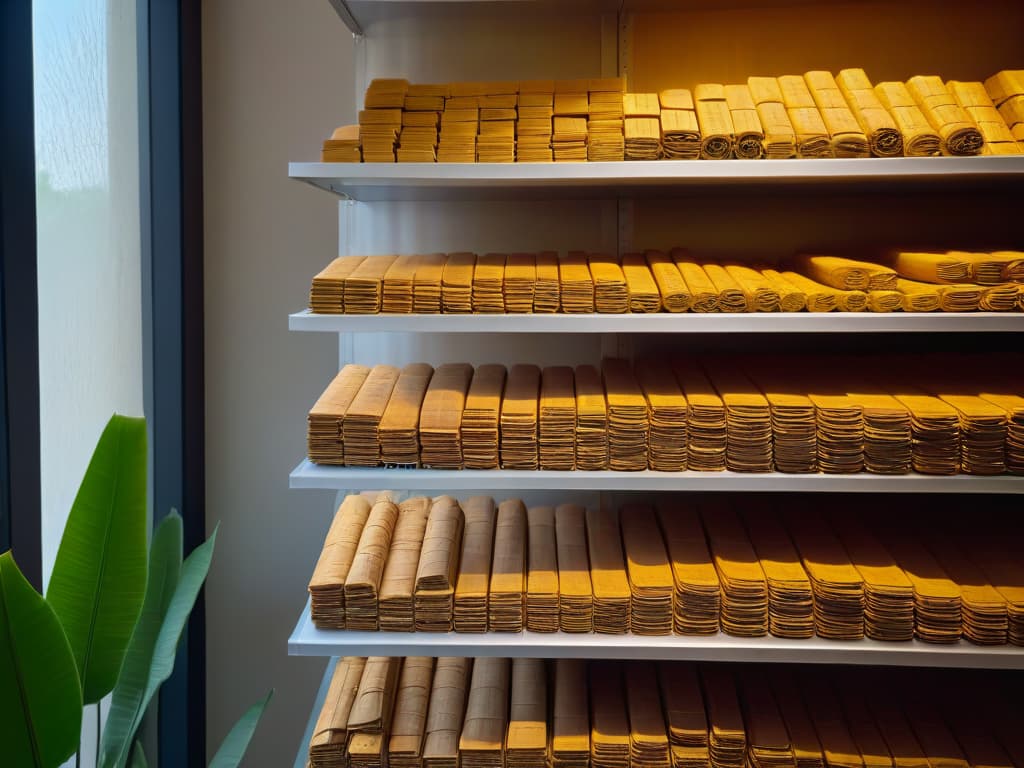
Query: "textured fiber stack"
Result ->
[[586, 506, 631, 634], [459, 658, 510, 768], [461, 364, 506, 470], [422, 657, 471, 768], [739, 675, 795, 768], [589, 253, 630, 314], [660, 662, 711, 768], [441, 252, 476, 314], [724, 85, 765, 159], [309, 496, 373, 628], [412, 253, 447, 314], [574, 364, 609, 471], [625, 662, 672, 768], [347, 656, 402, 768], [702, 667, 747, 768], [622, 252, 663, 313], [748, 77, 796, 159], [805, 70, 870, 157], [792, 253, 897, 291], [378, 497, 432, 632], [499, 364, 541, 470], [636, 362, 688, 471], [778, 75, 831, 157], [725, 263, 780, 312], [555, 503, 594, 633], [948, 80, 1021, 156], [759, 269, 807, 312], [471, 253, 507, 312], [506, 659, 548, 768], [620, 505, 674, 635], [836, 68, 903, 157], [344, 495, 401, 630], [744, 509, 813, 636], [673, 250, 720, 312], [343, 365, 401, 467], [590, 663, 630, 768], [308, 365, 371, 465], [657, 503, 721, 635], [540, 366, 578, 470], [660, 89, 701, 159], [875, 81, 942, 156], [906, 75, 984, 156], [703, 504, 768, 637], [704, 264, 748, 312], [673, 361, 727, 471], [645, 250, 692, 311], [488, 499, 527, 632], [359, 102, 402, 162], [559, 251, 595, 313], [525, 506, 559, 633], [707, 361, 772, 472], [753, 368, 817, 474], [345, 255, 399, 314], [624, 93, 662, 160], [452, 496, 496, 634], [387, 658, 435, 768], [321, 123, 361, 163], [589, 79, 626, 162], [695, 84, 735, 159], [419, 363, 474, 469], [603, 357, 649, 471], [413, 496, 464, 632], [310, 255, 365, 314], [381, 255, 420, 314], [309, 657, 367, 768], [552, 660, 590, 768], [503, 253, 537, 312]]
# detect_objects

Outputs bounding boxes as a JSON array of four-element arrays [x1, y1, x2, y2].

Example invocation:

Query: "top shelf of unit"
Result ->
[[290, 158, 1024, 202]]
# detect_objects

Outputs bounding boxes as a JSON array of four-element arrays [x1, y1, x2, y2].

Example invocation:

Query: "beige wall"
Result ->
[[202, 1, 354, 763]]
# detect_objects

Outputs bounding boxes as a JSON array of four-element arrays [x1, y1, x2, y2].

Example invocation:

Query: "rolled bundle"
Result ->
[[759, 268, 807, 311], [724, 263, 779, 311], [778, 75, 831, 157], [962, 250, 1024, 285], [724, 85, 764, 159], [623, 93, 662, 160], [645, 250, 692, 312], [589, 253, 629, 314], [867, 290, 903, 312], [906, 75, 983, 155], [704, 263, 748, 312], [779, 271, 866, 311], [895, 278, 942, 312], [659, 89, 701, 159], [985, 70, 1024, 151], [805, 70, 870, 157], [891, 250, 971, 283], [621, 252, 662, 313], [979, 283, 1020, 311], [672, 249, 719, 312], [748, 76, 796, 158], [948, 80, 1020, 155], [695, 84, 734, 159], [875, 82, 942, 156], [993, 250, 1024, 282], [791, 254, 897, 291], [836, 68, 903, 157]]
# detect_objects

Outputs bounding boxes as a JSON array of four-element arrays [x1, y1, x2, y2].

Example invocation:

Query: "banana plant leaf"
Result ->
[[129, 741, 147, 768], [0, 551, 83, 768], [209, 690, 274, 768], [46, 414, 148, 704], [100, 516, 216, 768]]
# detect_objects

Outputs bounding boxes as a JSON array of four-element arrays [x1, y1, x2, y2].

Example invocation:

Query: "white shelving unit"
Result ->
[[288, 1, 1024, 764]]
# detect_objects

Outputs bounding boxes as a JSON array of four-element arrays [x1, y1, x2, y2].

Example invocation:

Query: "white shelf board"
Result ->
[[288, 602, 1024, 668], [289, 459, 1024, 493], [289, 158, 1024, 201], [293, 657, 336, 768], [290, 309, 1024, 334]]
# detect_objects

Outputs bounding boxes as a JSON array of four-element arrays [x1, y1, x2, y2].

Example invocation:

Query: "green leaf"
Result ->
[[129, 741, 147, 768], [208, 690, 274, 768], [101, 520, 217, 768], [0, 551, 83, 768], [46, 414, 149, 704]]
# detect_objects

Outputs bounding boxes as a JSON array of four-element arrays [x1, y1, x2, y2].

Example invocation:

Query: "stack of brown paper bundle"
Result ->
[[702, 667, 747, 768], [413, 253, 448, 314], [388, 658, 436, 768], [767, 671, 824, 768], [805, 71, 870, 157], [703, 505, 768, 637], [753, 367, 817, 473], [891, 250, 971, 283], [347, 656, 402, 768], [559, 252, 595, 313], [845, 384, 912, 475], [673, 361, 727, 471], [322, 124, 362, 163], [588, 78, 626, 162], [378, 497, 432, 632], [707, 361, 773, 472], [887, 386, 961, 475], [695, 84, 734, 159], [589, 663, 631, 768], [778, 75, 832, 157], [419, 364, 474, 469], [882, 535, 962, 643], [309, 496, 373, 628], [359, 105, 402, 162], [586, 506, 631, 634], [931, 390, 1007, 475], [453, 496, 496, 633], [906, 75, 983, 155], [505, 659, 548, 768], [379, 363, 434, 467], [555, 503, 594, 632], [748, 77, 797, 159], [967, 538, 1024, 645], [704, 264, 748, 312], [660, 662, 711, 768], [309, 657, 367, 768], [471, 253, 507, 312], [786, 511, 865, 640], [626, 662, 672, 768], [540, 366, 577, 470], [620, 505, 674, 635], [603, 358, 649, 471], [673, 250, 720, 312], [500, 364, 541, 470], [927, 536, 1007, 645], [575, 364, 609, 470], [724, 85, 765, 159], [778, 270, 866, 312], [986, 70, 1024, 139], [552, 117, 588, 162], [874, 81, 942, 156], [422, 657, 472, 768], [517, 80, 554, 163], [365, 78, 409, 109], [504, 253, 536, 312], [534, 251, 561, 312], [622, 253, 662, 312], [552, 659, 590, 768], [963, 250, 1024, 285], [525, 506, 560, 632], [477, 93, 516, 163], [489, 499, 527, 632], [659, 89, 701, 159], [645, 250, 692, 312], [974, 379, 1024, 474], [461, 365, 506, 470], [308, 365, 371, 464], [792, 254, 897, 291], [413, 496, 464, 632], [459, 658, 510, 768], [657, 503, 721, 635], [743, 510, 814, 639], [437, 102, 478, 163], [343, 365, 401, 466], [399, 84, 445, 162], [798, 675, 865, 768], [636, 362, 688, 471], [948, 80, 1020, 156], [759, 269, 807, 311], [624, 93, 662, 160], [836, 69, 903, 157], [344, 494, 400, 630], [894, 278, 948, 312], [441, 252, 476, 313], [381, 255, 420, 314], [310, 255, 365, 313], [725, 264, 780, 312], [739, 675, 796, 768], [590, 253, 630, 313], [807, 379, 864, 474]]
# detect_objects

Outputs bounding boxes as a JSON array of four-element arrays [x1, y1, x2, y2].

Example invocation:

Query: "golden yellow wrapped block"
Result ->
[[836, 68, 903, 157], [874, 81, 942, 156], [906, 75, 983, 156], [660, 89, 701, 159], [322, 124, 362, 162], [747, 76, 796, 158], [778, 75, 832, 157], [695, 84, 734, 160], [805, 70, 870, 157], [724, 85, 764, 159], [791, 254, 897, 291]]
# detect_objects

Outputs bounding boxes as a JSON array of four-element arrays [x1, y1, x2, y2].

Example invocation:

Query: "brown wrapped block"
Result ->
[[308, 365, 371, 465], [309, 495, 373, 628]]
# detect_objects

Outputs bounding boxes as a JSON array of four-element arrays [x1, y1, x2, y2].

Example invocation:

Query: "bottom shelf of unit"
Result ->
[[287, 602, 1024, 669], [294, 656, 336, 768]]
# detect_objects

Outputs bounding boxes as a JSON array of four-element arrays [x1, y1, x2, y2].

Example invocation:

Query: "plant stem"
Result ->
[[96, 703, 101, 766]]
